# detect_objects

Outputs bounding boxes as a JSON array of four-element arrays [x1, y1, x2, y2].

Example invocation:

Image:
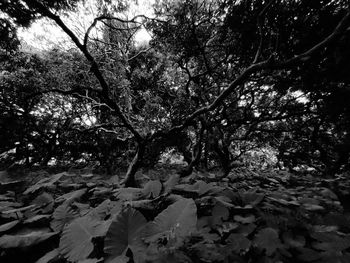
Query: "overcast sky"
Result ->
[[19, 0, 154, 50]]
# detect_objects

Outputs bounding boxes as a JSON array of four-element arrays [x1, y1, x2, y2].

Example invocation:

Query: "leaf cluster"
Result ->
[[0, 168, 350, 262]]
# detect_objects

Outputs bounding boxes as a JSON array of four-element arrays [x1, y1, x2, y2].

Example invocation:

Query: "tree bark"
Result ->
[[121, 142, 145, 187], [178, 123, 204, 177]]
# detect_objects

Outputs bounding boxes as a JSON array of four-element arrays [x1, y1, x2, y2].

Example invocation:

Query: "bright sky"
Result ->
[[18, 0, 154, 50]]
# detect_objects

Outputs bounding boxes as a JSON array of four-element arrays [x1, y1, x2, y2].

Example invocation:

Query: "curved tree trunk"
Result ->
[[177, 143, 193, 165], [178, 122, 204, 177], [122, 142, 145, 187]]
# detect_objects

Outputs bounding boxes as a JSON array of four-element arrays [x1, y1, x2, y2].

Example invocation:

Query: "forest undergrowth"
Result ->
[[0, 166, 350, 263]]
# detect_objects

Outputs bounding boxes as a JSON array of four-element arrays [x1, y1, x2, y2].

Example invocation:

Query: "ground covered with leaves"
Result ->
[[1, 168, 350, 263]]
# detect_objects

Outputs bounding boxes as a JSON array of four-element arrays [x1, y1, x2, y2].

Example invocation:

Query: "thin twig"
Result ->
[[128, 47, 152, 61]]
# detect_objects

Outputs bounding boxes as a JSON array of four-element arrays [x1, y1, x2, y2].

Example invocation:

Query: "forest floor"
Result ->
[[0, 166, 350, 263]]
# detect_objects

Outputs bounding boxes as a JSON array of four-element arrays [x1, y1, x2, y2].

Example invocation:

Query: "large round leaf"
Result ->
[[104, 207, 147, 263], [211, 203, 229, 226], [226, 233, 251, 254], [23, 172, 66, 195], [142, 180, 162, 198], [31, 192, 54, 214], [50, 203, 78, 232], [163, 174, 180, 194], [56, 188, 87, 204], [59, 216, 100, 262], [254, 227, 282, 256], [114, 188, 144, 201], [89, 199, 111, 220], [144, 198, 197, 241]]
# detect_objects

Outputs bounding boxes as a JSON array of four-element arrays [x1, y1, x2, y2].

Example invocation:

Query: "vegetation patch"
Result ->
[[0, 169, 349, 263]]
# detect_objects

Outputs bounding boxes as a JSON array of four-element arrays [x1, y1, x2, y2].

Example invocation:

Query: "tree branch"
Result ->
[[153, 9, 350, 139], [73, 124, 132, 142], [84, 14, 145, 47], [277, 9, 350, 66], [30, 0, 143, 142], [128, 47, 152, 61]]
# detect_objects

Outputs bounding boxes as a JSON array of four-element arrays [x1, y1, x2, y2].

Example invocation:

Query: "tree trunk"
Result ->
[[122, 142, 145, 187], [203, 139, 209, 170], [177, 143, 193, 165], [178, 123, 204, 177]]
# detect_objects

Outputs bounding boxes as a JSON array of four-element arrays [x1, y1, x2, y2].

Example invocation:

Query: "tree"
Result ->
[[1, 0, 350, 185], [147, 0, 350, 175]]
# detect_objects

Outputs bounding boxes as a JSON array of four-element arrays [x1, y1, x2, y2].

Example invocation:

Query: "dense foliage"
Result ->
[[1, 0, 350, 262], [0, 168, 350, 263], [1, 0, 350, 181]]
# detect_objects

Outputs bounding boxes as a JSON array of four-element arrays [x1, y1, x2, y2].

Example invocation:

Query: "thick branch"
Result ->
[[153, 9, 350, 139], [31, 0, 143, 142]]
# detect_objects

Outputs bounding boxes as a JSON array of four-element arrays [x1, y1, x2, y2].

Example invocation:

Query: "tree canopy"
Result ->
[[0, 0, 350, 185], [2, 1, 350, 263]]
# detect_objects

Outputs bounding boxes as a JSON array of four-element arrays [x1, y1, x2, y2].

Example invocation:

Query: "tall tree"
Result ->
[[1, 0, 350, 183]]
